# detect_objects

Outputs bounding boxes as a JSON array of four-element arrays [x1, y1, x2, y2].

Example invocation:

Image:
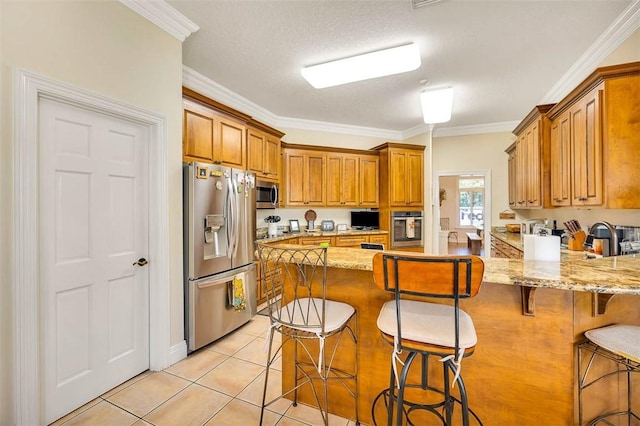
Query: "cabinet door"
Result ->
[[326, 155, 343, 206], [525, 122, 541, 207], [283, 150, 326, 206], [306, 153, 326, 206], [389, 149, 423, 207], [515, 135, 526, 207], [571, 89, 603, 206], [283, 151, 306, 206], [506, 145, 517, 207], [406, 151, 424, 206], [389, 150, 408, 206], [214, 115, 245, 168], [368, 234, 388, 247], [183, 105, 214, 163], [247, 128, 265, 175], [359, 156, 379, 207], [298, 236, 334, 246], [335, 235, 368, 247], [550, 111, 571, 206], [264, 134, 280, 180]]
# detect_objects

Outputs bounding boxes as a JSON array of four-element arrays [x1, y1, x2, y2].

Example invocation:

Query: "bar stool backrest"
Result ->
[[257, 243, 329, 333], [372, 253, 484, 299]]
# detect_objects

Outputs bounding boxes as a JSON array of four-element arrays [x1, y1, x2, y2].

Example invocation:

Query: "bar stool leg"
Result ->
[[396, 352, 418, 426], [386, 360, 396, 425]]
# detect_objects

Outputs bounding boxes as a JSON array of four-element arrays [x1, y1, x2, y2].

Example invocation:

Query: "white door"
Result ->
[[39, 98, 150, 424]]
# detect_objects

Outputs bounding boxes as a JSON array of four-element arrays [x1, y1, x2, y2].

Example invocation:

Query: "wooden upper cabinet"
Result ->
[[326, 153, 358, 207], [282, 144, 379, 208], [359, 155, 379, 207], [549, 88, 603, 207], [247, 127, 281, 181], [506, 143, 517, 207], [216, 115, 245, 168], [375, 143, 425, 209], [183, 104, 215, 163], [510, 105, 553, 209], [547, 62, 640, 208], [389, 148, 424, 207], [183, 98, 246, 168], [283, 149, 326, 207], [570, 87, 603, 206], [550, 110, 571, 207]]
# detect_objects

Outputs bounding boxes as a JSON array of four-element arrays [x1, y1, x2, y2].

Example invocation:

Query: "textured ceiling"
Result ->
[[169, 0, 633, 135]]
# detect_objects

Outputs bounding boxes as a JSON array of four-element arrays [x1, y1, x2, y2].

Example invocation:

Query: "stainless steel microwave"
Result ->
[[256, 179, 279, 209]]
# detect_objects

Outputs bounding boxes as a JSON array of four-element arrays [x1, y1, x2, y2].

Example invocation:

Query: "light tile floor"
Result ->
[[50, 314, 359, 426]]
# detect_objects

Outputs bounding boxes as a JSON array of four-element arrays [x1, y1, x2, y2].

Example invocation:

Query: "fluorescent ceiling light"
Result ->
[[420, 86, 454, 124], [301, 43, 421, 89]]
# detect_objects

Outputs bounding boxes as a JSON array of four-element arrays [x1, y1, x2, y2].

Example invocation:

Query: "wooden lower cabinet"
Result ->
[[490, 235, 523, 259], [334, 235, 368, 247], [368, 234, 388, 247], [298, 236, 335, 246]]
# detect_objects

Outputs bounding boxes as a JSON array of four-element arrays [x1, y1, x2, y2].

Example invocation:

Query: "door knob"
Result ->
[[133, 258, 148, 266]]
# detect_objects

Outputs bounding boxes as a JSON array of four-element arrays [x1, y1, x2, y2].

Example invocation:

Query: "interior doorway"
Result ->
[[434, 170, 491, 255]]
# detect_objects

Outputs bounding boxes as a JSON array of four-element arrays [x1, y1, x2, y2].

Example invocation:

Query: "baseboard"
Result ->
[[168, 340, 187, 366]]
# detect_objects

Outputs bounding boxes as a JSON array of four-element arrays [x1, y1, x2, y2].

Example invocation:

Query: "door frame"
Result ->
[[433, 170, 492, 254], [13, 69, 171, 425]]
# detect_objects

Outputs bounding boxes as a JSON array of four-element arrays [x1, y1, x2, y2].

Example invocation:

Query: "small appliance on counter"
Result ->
[[321, 220, 335, 231], [520, 219, 544, 234]]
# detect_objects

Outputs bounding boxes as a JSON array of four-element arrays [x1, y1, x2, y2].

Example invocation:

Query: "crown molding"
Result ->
[[275, 116, 402, 140], [183, 65, 402, 139], [119, 0, 199, 42], [183, 65, 517, 140], [183, 65, 279, 124], [429, 121, 520, 138], [540, 0, 640, 103]]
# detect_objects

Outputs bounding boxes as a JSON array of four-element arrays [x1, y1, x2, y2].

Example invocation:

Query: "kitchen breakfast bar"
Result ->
[[274, 245, 640, 425]]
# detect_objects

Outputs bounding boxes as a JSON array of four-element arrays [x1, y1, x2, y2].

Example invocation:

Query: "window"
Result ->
[[458, 176, 484, 227]]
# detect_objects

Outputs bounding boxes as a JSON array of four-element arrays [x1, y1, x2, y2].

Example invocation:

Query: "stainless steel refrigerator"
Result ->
[[183, 162, 257, 352]]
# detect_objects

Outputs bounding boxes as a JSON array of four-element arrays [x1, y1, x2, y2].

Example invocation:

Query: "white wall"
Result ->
[[0, 2, 183, 423], [433, 131, 515, 225], [600, 28, 640, 66]]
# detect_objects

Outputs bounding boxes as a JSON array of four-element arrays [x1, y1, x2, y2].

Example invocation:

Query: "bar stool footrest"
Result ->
[[371, 386, 483, 426]]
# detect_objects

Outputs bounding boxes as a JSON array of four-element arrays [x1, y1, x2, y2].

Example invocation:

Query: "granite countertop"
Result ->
[[316, 246, 640, 296], [256, 229, 388, 243]]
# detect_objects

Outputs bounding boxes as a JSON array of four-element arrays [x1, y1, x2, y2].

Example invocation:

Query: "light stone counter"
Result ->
[[256, 229, 388, 244], [317, 246, 640, 295]]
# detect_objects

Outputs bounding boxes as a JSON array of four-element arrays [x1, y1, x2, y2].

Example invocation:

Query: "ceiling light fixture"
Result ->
[[301, 43, 421, 89], [420, 86, 454, 124]]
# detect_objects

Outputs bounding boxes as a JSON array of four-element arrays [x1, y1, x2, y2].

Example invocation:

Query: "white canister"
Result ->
[[268, 223, 278, 238]]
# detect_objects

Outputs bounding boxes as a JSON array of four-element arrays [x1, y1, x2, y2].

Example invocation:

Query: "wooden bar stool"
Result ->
[[578, 324, 640, 425], [257, 243, 359, 426], [371, 252, 485, 426]]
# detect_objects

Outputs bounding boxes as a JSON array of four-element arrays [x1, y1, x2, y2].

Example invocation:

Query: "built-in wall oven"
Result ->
[[391, 211, 424, 247]]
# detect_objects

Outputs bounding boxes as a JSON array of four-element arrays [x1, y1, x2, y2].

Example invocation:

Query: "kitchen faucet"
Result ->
[[589, 221, 619, 256]]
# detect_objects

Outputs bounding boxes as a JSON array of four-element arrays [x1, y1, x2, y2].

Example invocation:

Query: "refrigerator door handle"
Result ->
[[229, 173, 240, 257], [226, 175, 235, 260]]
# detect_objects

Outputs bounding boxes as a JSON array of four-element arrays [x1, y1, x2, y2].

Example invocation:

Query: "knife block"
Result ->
[[568, 230, 586, 251]]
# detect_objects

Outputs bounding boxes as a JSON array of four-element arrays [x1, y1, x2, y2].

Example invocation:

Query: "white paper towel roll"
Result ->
[[523, 235, 561, 261]]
